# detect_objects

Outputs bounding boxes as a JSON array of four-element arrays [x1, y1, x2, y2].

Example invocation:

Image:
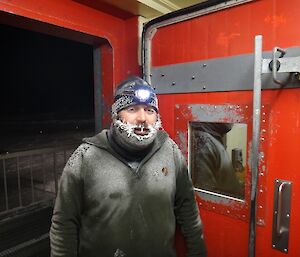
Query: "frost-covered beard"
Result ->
[[112, 115, 162, 151]]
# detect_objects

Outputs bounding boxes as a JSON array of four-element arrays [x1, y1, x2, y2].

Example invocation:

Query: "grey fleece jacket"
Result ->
[[50, 130, 206, 257]]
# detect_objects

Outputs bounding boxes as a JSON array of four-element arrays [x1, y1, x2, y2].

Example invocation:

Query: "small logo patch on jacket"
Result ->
[[114, 249, 126, 257], [162, 167, 168, 176]]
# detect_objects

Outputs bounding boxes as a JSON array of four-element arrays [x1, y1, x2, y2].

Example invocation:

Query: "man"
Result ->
[[50, 76, 206, 257]]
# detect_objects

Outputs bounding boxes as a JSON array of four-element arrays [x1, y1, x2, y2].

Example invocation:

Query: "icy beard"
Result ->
[[112, 115, 162, 151]]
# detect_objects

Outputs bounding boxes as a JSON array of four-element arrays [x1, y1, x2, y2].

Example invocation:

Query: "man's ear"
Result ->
[[111, 112, 119, 122]]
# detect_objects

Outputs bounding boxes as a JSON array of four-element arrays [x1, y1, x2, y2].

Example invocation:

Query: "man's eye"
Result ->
[[146, 108, 155, 113], [127, 107, 135, 112]]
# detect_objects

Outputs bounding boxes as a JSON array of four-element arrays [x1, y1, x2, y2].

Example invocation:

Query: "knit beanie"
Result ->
[[111, 76, 158, 116]]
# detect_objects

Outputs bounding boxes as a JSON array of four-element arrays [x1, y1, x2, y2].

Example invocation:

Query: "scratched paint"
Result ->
[[174, 103, 252, 222], [198, 190, 234, 205], [264, 14, 287, 28], [190, 104, 244, 123], [177, 131, 187, 156], [216, 32, 241, 48]]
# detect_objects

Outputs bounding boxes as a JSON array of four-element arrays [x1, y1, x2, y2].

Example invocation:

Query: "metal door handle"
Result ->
[[272, 179, 292, 252], [276, 182, 287, 235], [272, 47, 286, 85]]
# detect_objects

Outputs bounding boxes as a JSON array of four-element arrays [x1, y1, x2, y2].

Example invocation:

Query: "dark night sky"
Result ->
[[0, 24, 94, 121]]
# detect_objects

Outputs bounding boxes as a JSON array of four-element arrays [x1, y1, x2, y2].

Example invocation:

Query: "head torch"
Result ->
[[112, 76, 158, 114], [120, 85, 156, 104]]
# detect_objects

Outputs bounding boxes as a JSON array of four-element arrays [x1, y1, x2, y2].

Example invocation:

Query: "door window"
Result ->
[[190, 122, 247, 199]]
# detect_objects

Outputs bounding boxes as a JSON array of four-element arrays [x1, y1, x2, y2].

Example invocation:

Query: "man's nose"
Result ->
[[136, 109, 146, 123]]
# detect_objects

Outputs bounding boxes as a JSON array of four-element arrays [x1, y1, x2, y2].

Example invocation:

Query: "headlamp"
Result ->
[[112, 77, 158, 114], [134, 88, 151, 102], [119, 84, 155, 104]]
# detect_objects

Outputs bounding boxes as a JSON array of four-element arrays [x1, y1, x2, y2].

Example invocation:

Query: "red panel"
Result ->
[[74, 0, 135, 19], [152, 0, 300, 67], [256, 89, 300, 257], [158, 88, 300, 257], [151, 1, 300, 256], [201, 207, 249, 257], [124, 17, 142, 78], [160, 92, 253, 257], [101, 44, 114, 128]]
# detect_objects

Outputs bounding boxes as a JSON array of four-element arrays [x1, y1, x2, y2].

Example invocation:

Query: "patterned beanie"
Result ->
[[111, 76, 158, 115]]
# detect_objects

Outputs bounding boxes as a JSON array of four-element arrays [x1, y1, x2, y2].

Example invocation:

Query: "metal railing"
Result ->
[[0, 145, 77, 216]]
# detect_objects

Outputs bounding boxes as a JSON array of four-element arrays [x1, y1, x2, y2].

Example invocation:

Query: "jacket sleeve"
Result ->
[[174, 146, 207, 257], [50, 144, 85, 257]]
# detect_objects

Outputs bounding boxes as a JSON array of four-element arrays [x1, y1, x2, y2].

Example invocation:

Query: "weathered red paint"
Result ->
[[100, 43, 114, 128], [151, 0, 300, 256], [159, 89, 300, 257], [153, 0, 300, 67], [174, 103, 252, 218]]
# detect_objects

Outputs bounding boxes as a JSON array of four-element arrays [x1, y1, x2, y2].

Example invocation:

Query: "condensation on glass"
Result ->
[[190, 122, 247, 199]]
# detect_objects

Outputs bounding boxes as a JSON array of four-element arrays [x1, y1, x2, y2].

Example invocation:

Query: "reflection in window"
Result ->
[[190, 122, 246, 199]]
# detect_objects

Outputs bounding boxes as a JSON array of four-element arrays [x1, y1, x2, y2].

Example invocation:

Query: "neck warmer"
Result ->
[[108, 125, 155, 162]]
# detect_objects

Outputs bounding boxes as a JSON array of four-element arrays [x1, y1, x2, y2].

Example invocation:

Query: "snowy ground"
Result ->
[[0, 118, 95, 153], [0, 118, 95, 214]]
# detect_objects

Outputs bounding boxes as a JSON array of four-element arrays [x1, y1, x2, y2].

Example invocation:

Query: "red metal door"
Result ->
[[143, 0, 300, 256]]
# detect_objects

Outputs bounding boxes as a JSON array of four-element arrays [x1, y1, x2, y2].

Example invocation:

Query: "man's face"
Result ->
[[118, 104, 157, 136]]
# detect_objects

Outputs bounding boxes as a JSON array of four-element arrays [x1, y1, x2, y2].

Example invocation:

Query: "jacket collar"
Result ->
[[83, 129, 169, 175]]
